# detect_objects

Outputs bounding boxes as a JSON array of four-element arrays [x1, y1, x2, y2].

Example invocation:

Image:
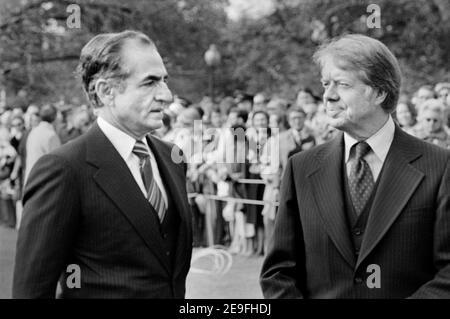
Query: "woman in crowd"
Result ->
[[410, 99, 450, 148], [395, 100, 416, 134], [246, 110, 271, 256]]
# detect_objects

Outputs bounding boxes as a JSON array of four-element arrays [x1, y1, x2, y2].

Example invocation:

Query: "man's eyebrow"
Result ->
[[140, 74, 169, 83]]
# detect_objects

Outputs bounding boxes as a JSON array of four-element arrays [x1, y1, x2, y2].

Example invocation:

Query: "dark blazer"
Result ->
[[13, 123, 192, 298], [260, 126, 450, 298]]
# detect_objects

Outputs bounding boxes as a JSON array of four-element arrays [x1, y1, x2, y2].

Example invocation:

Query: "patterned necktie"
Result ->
[[348, 141, 375, 216], [132, 140, 166, 222]]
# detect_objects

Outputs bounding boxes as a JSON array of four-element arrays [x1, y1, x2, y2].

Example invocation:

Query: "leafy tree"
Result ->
[[0, 0, 228, 107], [222, 0, 450, 100]]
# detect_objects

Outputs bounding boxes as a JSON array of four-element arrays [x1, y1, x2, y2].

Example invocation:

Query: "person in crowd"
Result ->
[[219, 123, 248, 254], [58, 107, 92, 144], [246, 110, 271, 256], [197, 105, 224, 246], [218, 96, 235, 118], [198, 96, 214, 124], [278, 106, 316, 173], [8, 116, 26, 225], [295, 87, 317, 108], [266, 97, 289, 116], [412, 84, 435, 113], [0, 126, 17, 229], [435, 82, 450, 105], [0, 106, 13, 127], [13, 30, 192, 299], [410, 99, 450, 149], [206, 107, 249, 246], [261, 34, 450, 298], [23, 105, 40, 130], [235, 92, 253, 114], [172, 107, 202, 159], [268, 111, 288, 133], [253, 93, 268, 110], [172, 107, 204, 247], [24, 103, 61, 183], [303, 101, 323, 135], [9, 115, 25, 151], [434, 83, 450, 135], [11, 111, 39, 229], [259, 117, 282, 255], [395, 100, 416, 134]]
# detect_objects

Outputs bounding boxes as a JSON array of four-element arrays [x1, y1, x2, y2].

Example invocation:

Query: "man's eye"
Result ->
[[338, 82, 349, 87], [321, 82, 329, 88], [142, 81, 155, 87]]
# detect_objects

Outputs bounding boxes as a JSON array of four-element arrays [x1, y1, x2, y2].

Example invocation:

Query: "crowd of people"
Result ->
[[0, 102, 93, 229], [1, 81, 450, 257], [148, 81, 450, 257]]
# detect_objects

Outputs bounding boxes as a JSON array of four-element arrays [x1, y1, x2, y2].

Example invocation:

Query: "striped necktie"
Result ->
[[132, 140, 166, 222], [348, 141, 375, 216]]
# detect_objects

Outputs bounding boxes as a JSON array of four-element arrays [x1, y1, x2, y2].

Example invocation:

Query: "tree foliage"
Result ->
[[222, 0, 450, 100], [0, 0, 228, 106], [0, 0, 449, 107]]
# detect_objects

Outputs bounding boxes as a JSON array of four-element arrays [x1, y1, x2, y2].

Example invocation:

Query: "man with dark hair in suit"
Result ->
[[13, 30, 192, 298], [260, 34, 450, 298]]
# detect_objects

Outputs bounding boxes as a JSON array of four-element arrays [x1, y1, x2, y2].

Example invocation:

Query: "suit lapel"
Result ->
[[356, 127, 424, 269], [308, 133, 356, 267], [85, 123, 171, 273], [147, 136, 192, 277]]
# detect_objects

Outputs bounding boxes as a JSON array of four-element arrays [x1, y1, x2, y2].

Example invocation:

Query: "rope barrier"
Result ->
[[188, 192, 279, 207], [236, 178, 267, 185], [190, 245, 233, 275]]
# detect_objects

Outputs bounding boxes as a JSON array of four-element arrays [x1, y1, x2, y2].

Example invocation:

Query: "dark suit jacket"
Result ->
[[260, 126, 450, 298], [13, 123, 192, 298]]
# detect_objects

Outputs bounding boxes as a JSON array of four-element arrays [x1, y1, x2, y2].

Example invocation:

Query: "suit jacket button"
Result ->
[[166, 251, 170, 256], [354, 228, 363, 236], [162, 233, 168, 239], [354, 277, 363, 284]]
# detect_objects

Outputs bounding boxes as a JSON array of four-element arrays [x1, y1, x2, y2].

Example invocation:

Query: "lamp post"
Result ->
[[204, 44, 221, 101]]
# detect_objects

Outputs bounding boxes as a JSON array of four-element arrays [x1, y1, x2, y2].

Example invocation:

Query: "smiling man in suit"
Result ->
[[260, 34, 450, 298], [13, 30, 192, 298]]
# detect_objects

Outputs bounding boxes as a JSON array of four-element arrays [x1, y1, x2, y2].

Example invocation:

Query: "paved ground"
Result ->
[[0, 225, 263, 299], [0, 226, 16, 299]]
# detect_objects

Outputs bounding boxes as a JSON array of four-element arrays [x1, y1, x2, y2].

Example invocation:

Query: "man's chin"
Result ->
[[327, 116, 345, 130], [146, 120, 163, 132]]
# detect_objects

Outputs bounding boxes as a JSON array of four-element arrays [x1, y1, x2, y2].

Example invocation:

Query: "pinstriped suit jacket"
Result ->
[[13, 123, 192, 298], [260, 126, 450, 298]]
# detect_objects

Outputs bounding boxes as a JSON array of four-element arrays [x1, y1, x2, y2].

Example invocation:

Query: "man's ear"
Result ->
[[374, 90, 388, 106], [95, 78, 114, 107]]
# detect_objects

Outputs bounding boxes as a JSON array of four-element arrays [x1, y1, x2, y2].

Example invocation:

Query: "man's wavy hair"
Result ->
[[313, 34, 402, 113], [77, 30, 154, 108]]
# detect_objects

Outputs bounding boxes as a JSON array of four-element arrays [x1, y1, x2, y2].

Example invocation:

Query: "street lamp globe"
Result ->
[[204, 44, 221, 67]]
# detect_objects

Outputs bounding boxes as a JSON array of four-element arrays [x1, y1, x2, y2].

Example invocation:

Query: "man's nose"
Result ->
[[323, 83, 339, 102], [155, 83, 173, 104]]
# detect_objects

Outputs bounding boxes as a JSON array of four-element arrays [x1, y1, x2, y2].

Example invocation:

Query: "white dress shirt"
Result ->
[[97, 117, 168, 206], [344, 116, 395, 182]]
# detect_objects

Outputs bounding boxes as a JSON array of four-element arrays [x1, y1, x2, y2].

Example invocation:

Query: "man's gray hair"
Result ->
[[313, 34, 402, 113]]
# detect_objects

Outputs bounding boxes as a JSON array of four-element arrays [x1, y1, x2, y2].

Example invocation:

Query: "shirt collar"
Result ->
[[97, 117, 148, 162], [344, 115, 395, 163]]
